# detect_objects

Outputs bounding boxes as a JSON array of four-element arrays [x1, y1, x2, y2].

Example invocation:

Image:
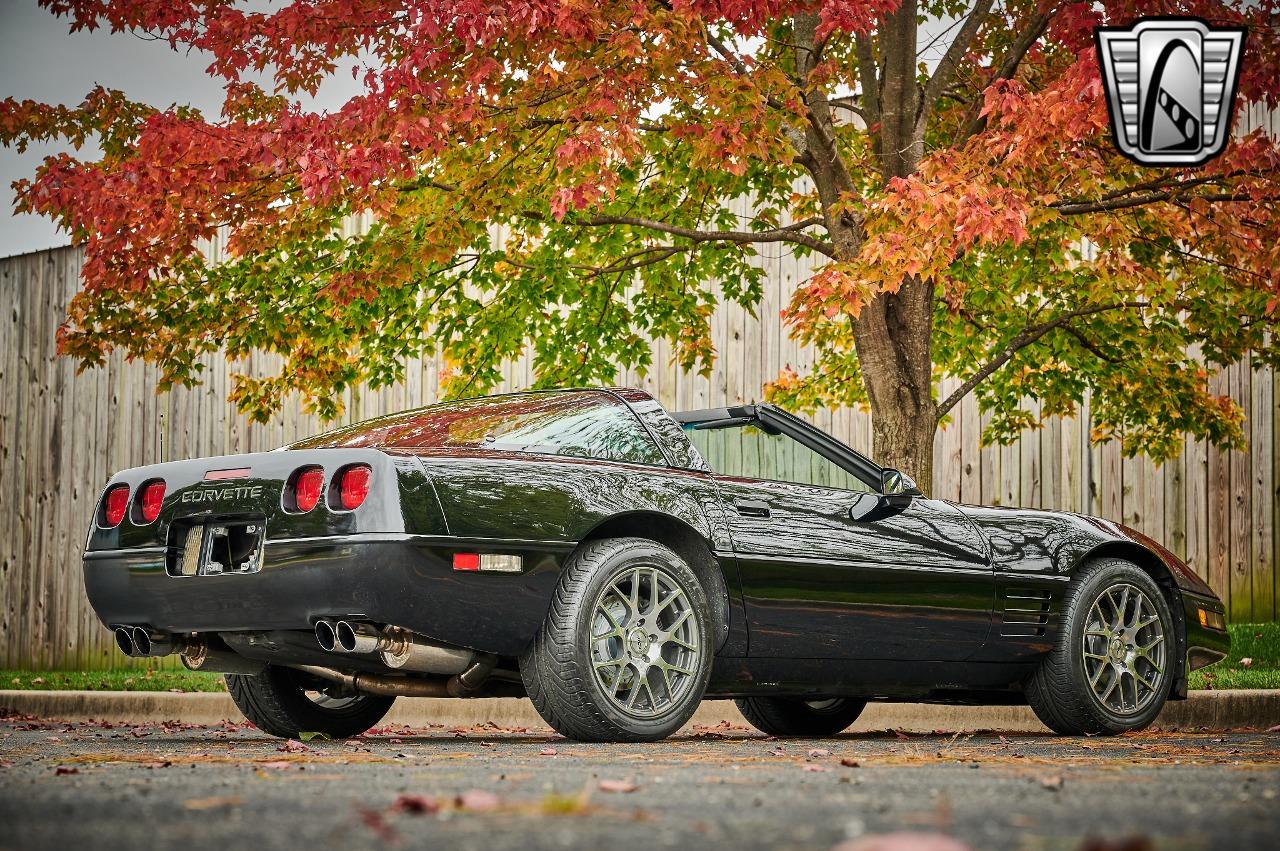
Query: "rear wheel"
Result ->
[[520, 537, 712, 742], [736, 697, 867, 737], [1026, 558, 1175, 735], [226, 665, 394, 740]]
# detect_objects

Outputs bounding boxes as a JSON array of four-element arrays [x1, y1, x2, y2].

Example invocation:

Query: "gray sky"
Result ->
[[0, 0, 358, 259]]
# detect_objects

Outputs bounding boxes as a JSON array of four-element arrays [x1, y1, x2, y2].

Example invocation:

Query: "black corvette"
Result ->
[[83, 387, 1229, 741]]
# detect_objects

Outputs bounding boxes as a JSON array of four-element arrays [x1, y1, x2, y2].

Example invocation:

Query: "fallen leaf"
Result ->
[[392, 794, 440, 815], [278, 740, 311, 753], [1266, 724, 1280, 733], [358, 806, 400, 843], [54, 767, 79, 776], [456, 789, 501, 811], [893, 730, 911, 740], [1239, 657, 1253, 668], [299, 731, 331, 742], [599, 779, 639, 793], [539, 747, 558, 756], [840, 758, 860, 768], [834, 831, 973, 851], [807, 748, 830, 758], [183, 796, 243, 810], [767, 747, 786, 757]]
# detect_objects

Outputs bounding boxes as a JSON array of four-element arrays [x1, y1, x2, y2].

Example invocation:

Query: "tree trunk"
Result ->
[[852, 276, 937, 494]]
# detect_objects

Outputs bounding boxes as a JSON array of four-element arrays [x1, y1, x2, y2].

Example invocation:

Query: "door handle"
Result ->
[[734, 499, 771, 518]]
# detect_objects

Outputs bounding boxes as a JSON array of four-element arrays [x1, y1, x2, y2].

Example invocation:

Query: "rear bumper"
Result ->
[[82, 534, 570, 657]]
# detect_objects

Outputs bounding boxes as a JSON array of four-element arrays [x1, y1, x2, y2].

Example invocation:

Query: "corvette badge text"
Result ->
[[1095, 17, 1246, 166], [181, 485, 264, 503]]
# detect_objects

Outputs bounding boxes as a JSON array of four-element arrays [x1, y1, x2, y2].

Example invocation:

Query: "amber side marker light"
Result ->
[[452, 553, 523, 573], [1197, 608, 1226, 630]]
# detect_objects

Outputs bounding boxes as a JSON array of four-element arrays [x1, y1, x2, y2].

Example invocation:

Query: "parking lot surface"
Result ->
[[2, 714, 1278, 850]]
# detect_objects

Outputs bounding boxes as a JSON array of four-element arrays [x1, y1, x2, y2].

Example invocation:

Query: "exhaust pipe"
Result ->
[[335, 621, 383, 654], [131, 626, 183, 657], [113, 625, 188, 658], [292, 664, 523, 699], [315, 621, 474, 675], [292, 665, 453, 698], [314, 620, 338, 653], [179, 636, 266, 675], [114, 626, 139, 657]]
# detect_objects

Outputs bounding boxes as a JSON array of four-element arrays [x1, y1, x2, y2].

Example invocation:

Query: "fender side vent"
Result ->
[[1000, 588, 1054, 637]]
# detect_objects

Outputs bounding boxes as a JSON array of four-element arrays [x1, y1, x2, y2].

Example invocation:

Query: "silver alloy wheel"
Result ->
[[590, 564, 700, 718], [304, 691, 360, 710], [804, 699, 841, 711], [1081, 582, 1166, 716]]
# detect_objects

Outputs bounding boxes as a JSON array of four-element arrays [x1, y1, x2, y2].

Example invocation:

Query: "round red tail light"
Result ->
[[292, 467, 325, 513], [138, 480, 166, 524], [336, 465, 371, 510], [101, 484, 130, 527]]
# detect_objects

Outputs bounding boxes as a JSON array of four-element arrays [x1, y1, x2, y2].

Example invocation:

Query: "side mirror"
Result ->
[[880, 468, 923, 498]]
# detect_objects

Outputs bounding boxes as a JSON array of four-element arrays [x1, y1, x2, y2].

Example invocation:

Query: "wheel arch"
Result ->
[[579, 511, 732, 652], [1072, 541, 1189, 699]]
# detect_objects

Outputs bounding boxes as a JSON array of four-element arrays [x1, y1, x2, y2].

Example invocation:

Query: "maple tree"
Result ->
[[3, 0, 1280, 490]]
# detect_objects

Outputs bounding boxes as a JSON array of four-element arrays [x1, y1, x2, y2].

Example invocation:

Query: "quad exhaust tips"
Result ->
[[114, 625, 185, 658], [313, 619, 474, 675]]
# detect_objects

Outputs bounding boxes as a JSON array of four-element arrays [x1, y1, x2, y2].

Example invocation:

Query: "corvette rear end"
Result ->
[[83, 444, 545, 701]]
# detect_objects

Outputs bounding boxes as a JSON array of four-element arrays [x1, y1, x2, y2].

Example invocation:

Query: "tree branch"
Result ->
[[538, 213, 837, 257], [1050, 190, 1251, 216], [918, 0, 993, 129], [935, 302, 1154, 420], [854, 33, 880, 126], [954, 8, 1055, 144]]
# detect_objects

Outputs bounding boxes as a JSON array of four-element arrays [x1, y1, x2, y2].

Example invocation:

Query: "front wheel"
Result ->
[[1025, 558, 1175, 735], [520, 537, 713, 742], [736, 697, 867, 737], [226, 665, 395, 740]]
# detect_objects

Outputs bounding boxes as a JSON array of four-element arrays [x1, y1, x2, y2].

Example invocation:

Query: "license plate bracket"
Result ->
[[169, 520, 265, 576]]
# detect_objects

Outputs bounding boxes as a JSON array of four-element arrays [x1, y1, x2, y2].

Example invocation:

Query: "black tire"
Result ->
[[520, 537, 713, 742], [225, 665, 394, 740], [735, 697, 867, 737], [1025, 558, 1177, 736]]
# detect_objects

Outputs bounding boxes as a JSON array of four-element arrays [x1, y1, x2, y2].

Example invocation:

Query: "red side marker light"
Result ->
[[139, 480, 166, 524], [453, 553, 480, 572], [337, 465, 371, 510], [102, 484, 130, 527], [292, 467, 324, 513]]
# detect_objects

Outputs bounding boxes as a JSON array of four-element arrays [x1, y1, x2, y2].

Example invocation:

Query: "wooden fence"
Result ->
[[1, 240, 1277, 670]]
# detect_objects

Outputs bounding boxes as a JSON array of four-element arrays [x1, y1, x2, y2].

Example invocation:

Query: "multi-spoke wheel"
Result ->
[[590, 565, 701, 718], [1082, 583, 1167, 716], [520, 537, 712, 742], [1026, 559, 1176, 735], [226, 665, 394, 740]]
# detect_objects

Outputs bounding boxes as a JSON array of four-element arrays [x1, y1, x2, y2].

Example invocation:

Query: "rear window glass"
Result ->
[[289, 391, 666, 465]]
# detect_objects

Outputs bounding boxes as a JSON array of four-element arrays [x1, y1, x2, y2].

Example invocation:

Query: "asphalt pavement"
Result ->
[[1, 713, 1277, 851]]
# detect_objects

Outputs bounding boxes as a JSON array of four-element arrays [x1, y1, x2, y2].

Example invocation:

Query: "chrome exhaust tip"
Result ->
[[114, 626, 139, 657], [131, 627, 178, 657], [335, 620, 383, 654], [314, 620, 338, 653]]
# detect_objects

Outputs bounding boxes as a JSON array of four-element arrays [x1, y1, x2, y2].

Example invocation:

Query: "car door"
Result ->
[[685, 411, 993, 661]]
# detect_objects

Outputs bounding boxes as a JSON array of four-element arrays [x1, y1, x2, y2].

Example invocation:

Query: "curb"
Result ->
[[3, 689, 1277, 734]]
